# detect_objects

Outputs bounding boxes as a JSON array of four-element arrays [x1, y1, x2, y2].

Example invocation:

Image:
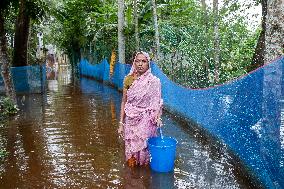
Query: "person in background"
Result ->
[[118, 51, 163, 167]]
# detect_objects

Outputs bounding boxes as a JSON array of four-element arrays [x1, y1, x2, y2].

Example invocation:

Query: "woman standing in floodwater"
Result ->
[[118, 51, 163, 167]]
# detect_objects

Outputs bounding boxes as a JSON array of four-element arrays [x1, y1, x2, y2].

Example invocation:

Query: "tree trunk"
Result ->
[[117, 0, 125, 64], [262, 0, 283, 174], [249, 0, 267, 71], [12, 0, 30, 67], [0, 12, 16, 103], [201, 0, 209, 86], [213, 0, 220, 83], [133, 0, 139, 51], [264, 0, 284, 63], [151, 0, 160, 62], [201, 0, 208, 28]]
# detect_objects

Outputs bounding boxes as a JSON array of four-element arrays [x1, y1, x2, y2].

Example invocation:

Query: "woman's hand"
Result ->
[[118, 122, 124, 138], [156, 117, 163, 127]]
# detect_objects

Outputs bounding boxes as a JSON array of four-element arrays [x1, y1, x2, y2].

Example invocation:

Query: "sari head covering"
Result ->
[[128, 51, 151, 76], [123, 51, 163, 165]]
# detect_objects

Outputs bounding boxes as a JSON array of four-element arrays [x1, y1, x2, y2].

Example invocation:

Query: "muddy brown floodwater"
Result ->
[[0, 69, 261, 189]]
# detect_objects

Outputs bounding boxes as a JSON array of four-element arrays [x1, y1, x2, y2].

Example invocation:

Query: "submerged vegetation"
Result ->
[[0, 97, 18, 120], [0, 149, 8, 161], [0, 97, 17, 161]]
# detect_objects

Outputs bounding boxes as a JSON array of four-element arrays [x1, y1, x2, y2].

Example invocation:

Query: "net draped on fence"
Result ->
[[79, 57, 284, 188]]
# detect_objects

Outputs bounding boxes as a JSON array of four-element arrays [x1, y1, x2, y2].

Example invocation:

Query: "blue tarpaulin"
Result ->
[[0, 65, 46, 94]]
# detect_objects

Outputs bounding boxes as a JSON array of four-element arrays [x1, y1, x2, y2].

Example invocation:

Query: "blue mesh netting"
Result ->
[[79, 57, 284, 188], [0, 65, 46, 94], [79, 59, 130, 90]]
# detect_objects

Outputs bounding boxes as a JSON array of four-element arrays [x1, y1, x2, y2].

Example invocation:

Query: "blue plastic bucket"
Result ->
[[148, 136, 177, 172]]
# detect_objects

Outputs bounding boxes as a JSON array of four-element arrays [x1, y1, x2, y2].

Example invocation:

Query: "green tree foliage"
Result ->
[[45, 0, 117, 65], [1, 0, 46, 61], [0, 0, 19, 102], [156, 0, 260, 88], [44, 0, 260, 88]]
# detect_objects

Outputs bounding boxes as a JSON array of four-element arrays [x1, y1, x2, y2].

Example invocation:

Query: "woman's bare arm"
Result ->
[[120, 88, 127, 123], [118, 88, 127, 136]]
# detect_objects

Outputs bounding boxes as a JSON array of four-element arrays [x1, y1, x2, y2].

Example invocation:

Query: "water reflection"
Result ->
[[150, 171, 175, 189], [0, 69, 259, 188]]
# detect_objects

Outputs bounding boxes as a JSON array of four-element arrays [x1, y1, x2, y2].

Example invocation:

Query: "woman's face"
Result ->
[[134, 53, 149, 75]]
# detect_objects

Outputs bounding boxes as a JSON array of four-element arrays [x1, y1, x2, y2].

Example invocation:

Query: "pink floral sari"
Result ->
[[123, 54, 163, 165]]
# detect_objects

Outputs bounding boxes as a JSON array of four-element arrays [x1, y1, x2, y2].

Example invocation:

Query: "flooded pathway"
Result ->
[[0, 69, 260, 188]]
